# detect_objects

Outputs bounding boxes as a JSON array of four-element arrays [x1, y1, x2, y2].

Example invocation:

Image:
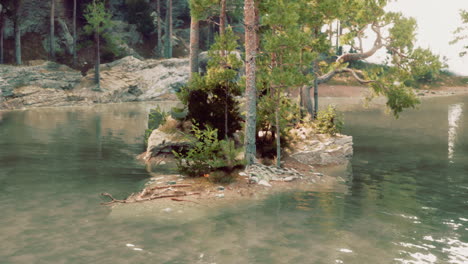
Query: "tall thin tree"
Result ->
[[13, 2, 21, 65], [0, 4, 4, 64], [72, 0, 77, 65], [220, 0, 226, 37], [189, 15, 199, 79], [164, 0, 172, 58], [156, 0, 162, 57], [50, 0, 55, 60], [243, 0, 257, 165]]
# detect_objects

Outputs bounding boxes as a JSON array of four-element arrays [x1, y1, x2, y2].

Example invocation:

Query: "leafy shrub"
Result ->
[[176, 27, 243, 140], [144, 106, 168, 145], [173, 124, 245, 177], [315, 105, 343, 135]]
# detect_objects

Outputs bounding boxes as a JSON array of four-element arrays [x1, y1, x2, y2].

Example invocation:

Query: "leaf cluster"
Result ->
[[173, 124, 244, 177]]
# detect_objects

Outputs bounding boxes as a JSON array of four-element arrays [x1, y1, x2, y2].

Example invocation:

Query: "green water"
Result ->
[[1, 98, 467, 264]]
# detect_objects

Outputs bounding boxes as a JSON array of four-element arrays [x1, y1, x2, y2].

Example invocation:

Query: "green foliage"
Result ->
[[173, 124, 244, 177], [450, 9, 468, 57], [407, 48, 445, 84], [177, 27, 243, 139], [144, 106, 168, 145], [83, 0, 122, 57], [125, 0, 154, 37], [315, 105, 343, 135], [257, 95, 300, 137]]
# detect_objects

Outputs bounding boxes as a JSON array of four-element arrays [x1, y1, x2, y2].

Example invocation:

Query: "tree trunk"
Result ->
[[335, 20, 340, 55], [224, 89, 228, 140], [168, 0, 172, 57], [189, 16, 199, 79], [300, 85, 314, 117], [220, 0, 226, 37], [156, 0, 162, 57], [50, 0, 55, 60], [0, 12, 4, 64], [243, 0, 257, 165], [275, 105, 281, 168], [313, 75, 318, 118], [14, 17, 21, 65], [94, 30, 100, 89], [164, 0, 172, 58], [72, 0, 77, 65]]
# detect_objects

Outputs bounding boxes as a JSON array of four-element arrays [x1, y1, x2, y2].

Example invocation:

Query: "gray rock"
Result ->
[[258, 180, 272, 187], [216, 193, 225, 198], [162, 208, 173, 213], [283, 176, 296, 182], [290, 135, 353, 166], [217, 186, 225, 191]]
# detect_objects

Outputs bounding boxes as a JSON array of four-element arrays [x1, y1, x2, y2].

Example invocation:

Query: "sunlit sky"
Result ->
[[369, 0, 468, 76]]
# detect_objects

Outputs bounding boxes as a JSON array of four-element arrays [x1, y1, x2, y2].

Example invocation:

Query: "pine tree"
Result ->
[[84, 0, 114, 90], [243, 0, 257, 165]]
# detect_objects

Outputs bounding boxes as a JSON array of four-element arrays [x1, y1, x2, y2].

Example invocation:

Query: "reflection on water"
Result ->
[[448, 104, 463, 162], [0, 98, 467, 263]]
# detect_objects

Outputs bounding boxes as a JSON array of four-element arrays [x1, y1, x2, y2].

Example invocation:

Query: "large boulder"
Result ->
[[144, 128, 190, 161]]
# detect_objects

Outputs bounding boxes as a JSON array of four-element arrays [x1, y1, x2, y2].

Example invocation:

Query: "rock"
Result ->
[[166, 181, 177, 185], [216, 193, 225, 198], [239, 172, 247, 177], [290, 134, 353, 166], [145, 126, 191, 161], [1, 56, 190, 110], [250, 176, 260, 183], [217, 186, 225, 191], [283, 176, 296, 182], [162, 208, 173, 213], [258, 180, 272, 187]]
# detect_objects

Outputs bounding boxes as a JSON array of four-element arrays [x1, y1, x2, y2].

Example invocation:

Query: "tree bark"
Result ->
[[95, 30, 100, 89], [189, 16, 199, 79], [275, 105, 281, 168], [313, 75, 318, 118], [50, 0, 55, 60], [300, 85, 314, 118], [156, 0, 162, 57], [164, 0, 172, 58], [14, 16, 21, 65], [72, 0, 77, 65], [220, 0, 226, 37], [0, 10, 4, 64], [243, 0, 257, 165]]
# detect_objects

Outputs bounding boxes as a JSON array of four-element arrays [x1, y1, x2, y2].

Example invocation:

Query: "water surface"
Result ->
[[0, 98, 467, 263]]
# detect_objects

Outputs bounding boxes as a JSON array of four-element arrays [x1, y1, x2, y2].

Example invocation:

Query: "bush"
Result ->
[[144, 106, 168, 145], [173, 124, 245, 177], [315, 105, 343, 135]]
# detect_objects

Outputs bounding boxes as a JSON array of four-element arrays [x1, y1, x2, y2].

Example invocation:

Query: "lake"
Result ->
[[0, 97, 467, 263]]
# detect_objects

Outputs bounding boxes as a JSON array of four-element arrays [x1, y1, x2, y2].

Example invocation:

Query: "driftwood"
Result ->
[[100, 183, 200, 205], [150, 184, 192, 190]]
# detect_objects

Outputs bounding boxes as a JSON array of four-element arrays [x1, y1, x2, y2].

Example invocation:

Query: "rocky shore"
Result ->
[[0, 56, 188, 110]]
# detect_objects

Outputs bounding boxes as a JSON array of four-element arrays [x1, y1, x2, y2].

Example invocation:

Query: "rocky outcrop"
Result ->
[[287, 127, 353, 166], [144, 128, 190, 161], [0, 56, 189, 110]]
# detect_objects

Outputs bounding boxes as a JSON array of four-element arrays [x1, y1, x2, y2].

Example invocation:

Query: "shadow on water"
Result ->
[[0, 98, 467, 263]]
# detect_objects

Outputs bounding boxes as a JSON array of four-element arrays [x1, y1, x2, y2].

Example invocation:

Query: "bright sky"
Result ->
[[386, 0, 468, 76]]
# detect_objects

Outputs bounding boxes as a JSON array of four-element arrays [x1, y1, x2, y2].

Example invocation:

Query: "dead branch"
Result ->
[[150, 184, 192, 190]]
